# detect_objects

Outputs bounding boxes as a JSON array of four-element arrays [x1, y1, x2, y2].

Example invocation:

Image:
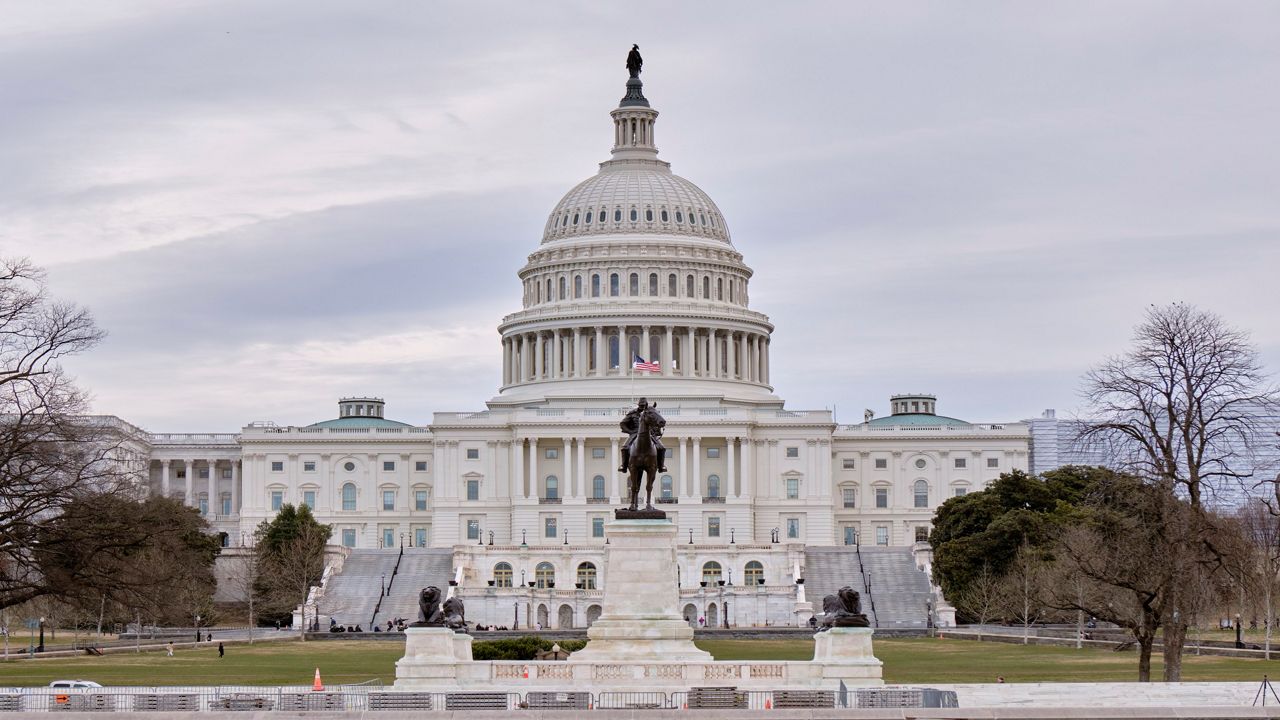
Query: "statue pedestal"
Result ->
[[394, 627, 474, 689], [813, 628, 883, 684], [569, 519, 712, 663]]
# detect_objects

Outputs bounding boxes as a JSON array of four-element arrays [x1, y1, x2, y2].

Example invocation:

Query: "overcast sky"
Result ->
[[7, 1, 1279, 431]]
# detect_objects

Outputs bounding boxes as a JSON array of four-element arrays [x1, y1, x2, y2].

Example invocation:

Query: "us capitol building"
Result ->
[[126, 62, 1042, 629]]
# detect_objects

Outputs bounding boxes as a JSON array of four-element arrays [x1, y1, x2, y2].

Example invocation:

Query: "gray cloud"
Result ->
[[6, 1, 1278, 430]]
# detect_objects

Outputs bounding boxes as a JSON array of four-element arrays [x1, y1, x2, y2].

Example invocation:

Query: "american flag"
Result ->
[[632, 353, 660, 372]]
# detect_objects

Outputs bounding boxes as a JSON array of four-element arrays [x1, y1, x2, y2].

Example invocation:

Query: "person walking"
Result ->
[[166, 642, 174, 657], [218, 642, 224, 658]]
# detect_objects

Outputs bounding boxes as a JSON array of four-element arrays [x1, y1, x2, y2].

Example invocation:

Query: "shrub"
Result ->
[[471, 636, 588, 660]]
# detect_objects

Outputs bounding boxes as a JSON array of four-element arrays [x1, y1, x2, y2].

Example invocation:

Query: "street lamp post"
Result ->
[[489, 530, 495, 546], [194, 615, 201, 643], [37, 617, 44, 653]]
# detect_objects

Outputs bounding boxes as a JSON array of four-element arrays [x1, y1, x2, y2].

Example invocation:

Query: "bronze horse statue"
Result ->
[[625, 404, 661, 512]]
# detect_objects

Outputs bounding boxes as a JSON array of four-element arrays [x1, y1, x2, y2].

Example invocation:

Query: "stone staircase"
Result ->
[[803, 546, 932, 628], [316, 549, 405, 628], [370, 549, 455, 627]]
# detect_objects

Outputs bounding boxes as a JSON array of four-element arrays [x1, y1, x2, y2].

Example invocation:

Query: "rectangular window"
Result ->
[[467, 479, 480, 501], [915, 526, 930, 542], [222, 468, 233, 479], [198, 497, 208, 516], [842, 458, 856, 469], [706, 447, 720, 459], [383, 528, 395, 548], [466, 520, 480, 540], [592, 517, 605, 538], [270, 491, 283, 511], [785, 478, 800, 499], [875, 526, 889, 546], [592, 448, 606, 459], [545, 516, 558, 539], [271, 461, 284, 472], [198, 468, 210, 479], [842, 487, 856, 508], [383, 461, 396, 472], [466, 448, 480, 460], [954, 457, 967, 469], [303, 490, 316, 510], [415, 490, 428, 511], [786, 517, 800, 539], [303, 461, 316, 472], [954, 487, 967, 497], [987, 457, 999, 468], [875, 488, 888, 508], [221, 495, 232, 515], [874, 458, 887, 470], [382, 490, 395, 510], [415, 461, 428, 472], [708, 516, 721, 537], [545, 448, 559, 459], [414, 527, 427, 547], [341, 529, 356, 547], [785, 447, 799, 458], [176, 471, 186, 479]]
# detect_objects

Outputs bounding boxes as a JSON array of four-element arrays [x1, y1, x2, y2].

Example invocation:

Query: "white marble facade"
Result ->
[[121, 72, 1030, 596]]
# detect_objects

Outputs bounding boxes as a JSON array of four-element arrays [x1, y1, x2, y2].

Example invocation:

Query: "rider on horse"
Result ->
[[618, 397, 667, 473]]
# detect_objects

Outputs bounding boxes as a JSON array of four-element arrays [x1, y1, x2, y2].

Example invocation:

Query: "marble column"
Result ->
[[552, 329, 562, 379], [513, 439, 526, 500], [594, 326, 605, 377], [573, 328, 584, 378], [684, 328, 695, 376], [534, 333, 544, 379], [678, 437, 690, 501], [710, 330, 720, 379], [641, 325, 650, 363], [231, 460, 240, 515], [161, 460, 171, 499], [610, 437, 620, 500], [563, 437, 573, 497], [726, 439, 736, 498], [184, 460, 193, 506], [208, 459, 217, 516], [576, 436, 586, 501], [662, 326, 673, 376], [529, 439, 539, 500], [692, 438, 702, 499]]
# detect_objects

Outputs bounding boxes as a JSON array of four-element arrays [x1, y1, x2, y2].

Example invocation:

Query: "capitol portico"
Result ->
[[119, 60, 1034, 628]]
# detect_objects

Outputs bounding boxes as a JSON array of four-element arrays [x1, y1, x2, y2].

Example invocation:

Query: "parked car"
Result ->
[[47, 680, 102, 689]]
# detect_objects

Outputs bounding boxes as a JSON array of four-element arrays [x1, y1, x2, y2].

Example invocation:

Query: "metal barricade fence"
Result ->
[[593, 691, 678, 710]]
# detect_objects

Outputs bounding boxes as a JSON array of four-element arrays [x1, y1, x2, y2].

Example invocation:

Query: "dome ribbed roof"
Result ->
[[541, 162, 731, 244]]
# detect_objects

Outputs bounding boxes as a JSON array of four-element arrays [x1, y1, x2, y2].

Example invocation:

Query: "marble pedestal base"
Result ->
[[812, 627, 883, 684], [394, 627, 474, 689], [569, 519, 712, 663]]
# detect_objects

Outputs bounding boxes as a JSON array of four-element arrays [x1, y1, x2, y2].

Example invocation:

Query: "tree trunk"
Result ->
[[1137, 635, 1154, 682], [1162, 620, 1187, 682], [1266, 575, 1273, 661]]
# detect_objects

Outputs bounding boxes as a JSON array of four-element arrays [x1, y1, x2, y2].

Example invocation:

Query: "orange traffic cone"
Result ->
[[312, 668, 324, 692]]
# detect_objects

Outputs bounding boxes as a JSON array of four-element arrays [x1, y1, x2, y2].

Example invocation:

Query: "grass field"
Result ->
[[0, 637, 1277, 687]]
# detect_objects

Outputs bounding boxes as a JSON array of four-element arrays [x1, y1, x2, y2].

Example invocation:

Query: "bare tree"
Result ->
[[1236, 500, 1280, 659], [223, 551, 261, 644], [256, 520, 329, 642], [1000, 542, 1049, 645], [956, 563, 1003, 642], [0, 257, 152, 611], [1080, 303, 1278, 508]]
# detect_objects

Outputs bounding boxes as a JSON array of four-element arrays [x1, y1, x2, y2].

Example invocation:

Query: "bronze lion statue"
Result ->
[[441, 596, 467, 630], [818, 585, 870, 630], [412, 586, 445, 627]]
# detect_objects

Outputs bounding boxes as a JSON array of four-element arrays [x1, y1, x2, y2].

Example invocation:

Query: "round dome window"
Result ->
[[344, 461, 356, 472], [914, 459, 927, 469]]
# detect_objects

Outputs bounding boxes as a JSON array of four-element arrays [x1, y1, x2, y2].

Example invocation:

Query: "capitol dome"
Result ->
[[541, 165, 731, 244], [492, 60, 778, 407]]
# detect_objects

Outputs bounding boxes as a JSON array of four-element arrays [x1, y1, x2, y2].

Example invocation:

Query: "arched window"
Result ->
[[661, 208, 669, 222], [559, 276, 566, 300], [574, 275, 582, 299], [614, 208, 622, 222], [629, 273, 639, 295], [545, 279, 552, 302], [707, 474, 721, 499], [728, 281, 734, 303], [686, 274, 694, 297], [592, 274, 601, 297], [914, 479, 929, 508], [702, 276, 710, 299], [535, 562, 555, 589], [592, 475, 606, 500], [577, 562, 598, 590], [716, 277, 723, 300], [629, 208, 638, 221], [572, 212, 579, 225], [609, 335, 619, 368], [494, 562, 513, 588], [701, 561, 722, 585], [628, 334, 640, 358], [545, 475, 559, 500], [610, 273, 619, 297], [536, 283, 542, 303], [660, 475, 673, 499], [585, 210, 593, 224], [648, 273, 658, 295], [744, 561, 764, 586], [645, 208, 653, 222], [341, 483, 356, 511], [668, 273, 677, 296], [676, 210, 684, 223]]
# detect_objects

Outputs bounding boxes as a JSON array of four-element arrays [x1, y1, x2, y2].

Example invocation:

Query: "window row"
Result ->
[[525, 270, 747, 307], [269, 485, 432, 512], [269, 460, 431, 473], [838, 456, 1002, 471], [547, 204, 722, 235], [489, 560, 767, 589]]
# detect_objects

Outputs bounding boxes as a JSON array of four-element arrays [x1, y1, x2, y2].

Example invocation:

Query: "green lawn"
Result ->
[[0, 637, 1277, 687]]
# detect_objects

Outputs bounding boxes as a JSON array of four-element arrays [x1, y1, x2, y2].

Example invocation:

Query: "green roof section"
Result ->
[[866, 413, 970, 428], [307, 416, 412, 429]]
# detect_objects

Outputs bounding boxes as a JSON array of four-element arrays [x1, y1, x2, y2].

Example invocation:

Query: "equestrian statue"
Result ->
[[618, 397, 667, 517]]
